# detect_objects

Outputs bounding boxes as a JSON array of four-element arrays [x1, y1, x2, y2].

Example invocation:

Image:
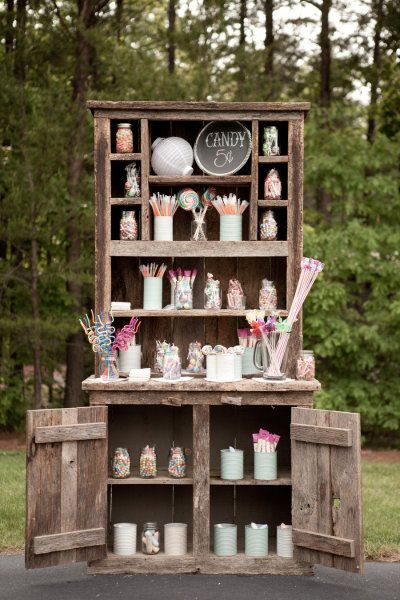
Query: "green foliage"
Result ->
[[0, 452, 25, 551]]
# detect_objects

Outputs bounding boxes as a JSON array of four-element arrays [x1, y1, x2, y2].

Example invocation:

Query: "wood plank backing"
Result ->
[[34, 528, 105, 555], [290, 423, 352, 446], [26, 407, 108, 569], [140, 119, 150, 240], [292, 529, 355, 558], [250, 120, 259, 240], [193, 405, 210, 556], [286, 118, 304, 377], [35, 423, 107, 444]]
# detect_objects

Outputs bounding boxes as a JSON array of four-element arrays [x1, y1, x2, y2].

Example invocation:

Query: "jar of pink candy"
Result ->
[[264, 169, 282, 200], [259, 279, 277, 311], [120, 211, 138, 241], [116, 123, 133, 153], [296, 350, 315, 381]]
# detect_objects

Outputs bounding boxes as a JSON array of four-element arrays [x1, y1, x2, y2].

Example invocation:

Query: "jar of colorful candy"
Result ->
[[259, 279, 277, 311], [116, 123, 133, 153], [204, 273, 222, 310], [142, 522, 160, 554], [296, 350, 315, 381], [139, 445, 157, 478], [163, 346, 181, 380], [112, 447, 130, 479], [168, 446, 186, 478], [120, 211, 138, 241], [259, 210, 277, 241], [175, 278, 193, 310], [263, 126, 280, 156], [186, 341, 204, 373]]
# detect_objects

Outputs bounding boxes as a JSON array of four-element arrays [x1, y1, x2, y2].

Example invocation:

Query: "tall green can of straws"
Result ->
[[220, 214, 242, 241], [254, 451, 277, 480], [214, 523, 237, 556], [143, 277, 163, 310], [245, 524, 268, 557]]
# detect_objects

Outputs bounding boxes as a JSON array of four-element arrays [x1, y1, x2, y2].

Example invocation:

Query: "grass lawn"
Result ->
[[0, 451, 399, 561]]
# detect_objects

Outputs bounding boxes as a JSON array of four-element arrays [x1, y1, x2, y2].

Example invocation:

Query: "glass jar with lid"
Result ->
[[120, 210, 138, 241], [116, 123, 133, 153], [259, 210, 278, 241], [162, 346, 181, 380], [296, 350, 315, 381], [142, 522, 160, 554]]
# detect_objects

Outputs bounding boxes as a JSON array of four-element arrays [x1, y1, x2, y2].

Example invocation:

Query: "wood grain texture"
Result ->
[[87, 100, 311, 111], [210, 466, 291, 486], [33, 528, 105, 555], [250, 120, 259, 240], [193, 404, 210, 556], [110, 153, 141, 161], [26, 407, 107, 569], [149, 175, 252, 185], [286, 118, 304, 377], [259, 155, 289, 163], [111, 308, 288, 318], [140, 119, 150, 240], [258, 199, 288, 207], [94, 110, 308, 121], [35, 423, 107, 444], [291, 407, 363, 573], [292, 529, 355, 558], [110, 197, 142, 205], [110, 240, 289, 257], [290, 423, 352, 446]]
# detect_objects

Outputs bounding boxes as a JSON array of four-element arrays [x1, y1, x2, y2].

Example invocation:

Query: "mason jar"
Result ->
[[141, 522, 160, 554], [296, 350, 315, 381], [116, 123, 133, 153]]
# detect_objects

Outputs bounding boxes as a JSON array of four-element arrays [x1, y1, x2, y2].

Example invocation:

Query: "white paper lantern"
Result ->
[[151, 137, 194, 177]]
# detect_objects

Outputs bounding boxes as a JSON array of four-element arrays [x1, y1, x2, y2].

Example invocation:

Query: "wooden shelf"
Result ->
[[110, 153, 141, 161], [210, 467, 291, 486], [108, 468, 193, 485], [148, 175, 252, 185], [110, 240, 288, 257], [258, 199, 288, 207], [258, 156, 288, 163], [111, 197, 142, 205], [112, 308, 288, 318]]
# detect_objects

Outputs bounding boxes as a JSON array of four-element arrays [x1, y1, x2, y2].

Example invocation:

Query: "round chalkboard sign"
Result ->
[[194, 121, 252, 176]]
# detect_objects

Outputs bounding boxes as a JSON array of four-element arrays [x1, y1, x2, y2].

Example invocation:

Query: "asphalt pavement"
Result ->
[[0, 556, 399, 600]]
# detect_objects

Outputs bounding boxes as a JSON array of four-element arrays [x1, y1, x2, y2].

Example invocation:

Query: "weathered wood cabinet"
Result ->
[[26, 102, 363, 576]]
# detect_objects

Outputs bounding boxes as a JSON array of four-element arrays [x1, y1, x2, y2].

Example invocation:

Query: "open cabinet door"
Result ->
[[26, 407, 108, 569], [291, 407, 363, 573]]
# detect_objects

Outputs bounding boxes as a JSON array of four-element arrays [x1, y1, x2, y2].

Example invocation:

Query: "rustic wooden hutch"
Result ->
[[26, 102, 363, 576]]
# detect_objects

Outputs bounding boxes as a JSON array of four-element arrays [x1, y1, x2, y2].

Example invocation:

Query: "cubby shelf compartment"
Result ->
[[112, 309, 288, 318], [110, 241, 288, 257], [149, 175, 252, 185], [110, 153, 142, 161], [108, 469, 193, 485], [110, 197, 142, 205], [258, 199, 288, 207], [258, 156, 288, 163], [209, 467, 291, 486]]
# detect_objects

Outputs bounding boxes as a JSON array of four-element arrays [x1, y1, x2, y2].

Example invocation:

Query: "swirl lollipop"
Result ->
[[178, 188, 199, 211], [202, 187, 217, 207]]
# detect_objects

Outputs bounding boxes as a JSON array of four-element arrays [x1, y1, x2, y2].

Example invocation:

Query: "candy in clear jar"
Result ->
[[204, 272, 222, 310], [120, 210, 138, 241], [226, 278, 245, 310], [140, 445, 157, 478], [163, 345, 181, 380], [168, 446, 186, 478], [296, 350, 315, 381], [259, 210, 278, 241], [142, 522, 160, 554], [116, 123, 133, 153], [264, 168, 282, 200], [259, 279, 277, 311], [112, 447, 130, 479], [175, 275, 193, 310], [263, 126, 280, 156], [154, 340, 169, 373], [125, 162, 140, 198], [186, 341, 204, 373]]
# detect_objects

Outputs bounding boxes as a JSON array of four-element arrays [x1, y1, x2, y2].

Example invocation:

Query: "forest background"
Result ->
[[0, 0, 399, 445]]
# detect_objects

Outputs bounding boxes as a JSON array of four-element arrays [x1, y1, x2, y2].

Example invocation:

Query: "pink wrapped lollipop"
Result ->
[[178, 188, 199, 211]]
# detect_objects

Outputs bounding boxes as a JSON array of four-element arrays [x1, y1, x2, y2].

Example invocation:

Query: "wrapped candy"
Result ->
[[186, 341, 204, 373], [120, 210, 138, 241], [264, 169, 282, 200], [163, 345, 181, 380], [204, 273, 222, 310], [226, 279, 245, 310], [168, 446, 186, 478], [259, 279, 277, 311], [296, 350, 315, 381], [262, 126, 280, 156], [259, 210, 277, 241], [140, 445, 157, 478], [154, 340, 169, 373], [112, 447, 130, 479], [125, 162, 141, 198]]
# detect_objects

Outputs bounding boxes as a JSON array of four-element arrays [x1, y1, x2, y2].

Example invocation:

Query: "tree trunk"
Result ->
[[367, 0, 384, 143], [167, 0, 176, 74], [14, 0, 26, 81], [319, 0, 332, 108], [264, 0, 274, 76], [237, 0, 246, 99], [31, 231, 43, 409], [115, 0, 123, 41], [5, 0, 14, 54]]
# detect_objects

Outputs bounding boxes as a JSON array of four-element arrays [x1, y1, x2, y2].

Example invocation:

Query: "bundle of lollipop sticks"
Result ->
[[139, 263, 167, 278], [150, 193, 179, 216], [211, 194, 249, 215]]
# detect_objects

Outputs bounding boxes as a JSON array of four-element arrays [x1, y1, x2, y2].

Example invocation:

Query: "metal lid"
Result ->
[[117, 123, 132, 128], [143, 522, 158, 529]]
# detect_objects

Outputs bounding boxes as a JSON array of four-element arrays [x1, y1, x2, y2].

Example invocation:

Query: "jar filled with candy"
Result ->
[[226, 278, 245, 310], [112, 447, 130, 479], [154, 340, 169, 373], [163, 345, 181, 380], [264, 168, 282, 200], [263, 126, 280, 156], [142, 522, 160, 554], [296, 350, 315, 381], [120, 210, 138, 241], [259, 210, 278, 241], [168, 446, 186, 478], [259, 279, 277, 311], [116, 123, 133, 153], [175, 278, 193, 310], [204, 273, 222, 310], [125, 162, 140, 198], [186, 341, 204, 373], [140, 445, 157, 477]]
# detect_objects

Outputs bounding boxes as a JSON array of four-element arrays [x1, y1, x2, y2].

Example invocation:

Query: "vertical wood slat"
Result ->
[[140, 118, 150, 240], [193, 405, 210, 557], [250, 120, 259, 240], [286, 118, 304, 377], [60, 409, 78, 564]]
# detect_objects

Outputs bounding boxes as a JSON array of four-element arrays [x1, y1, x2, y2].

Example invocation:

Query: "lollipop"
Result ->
[[178, 188, 199, 211], [202, 187, 217, 207]]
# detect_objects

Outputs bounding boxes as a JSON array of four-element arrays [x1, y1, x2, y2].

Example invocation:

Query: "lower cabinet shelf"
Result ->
[[88, 551, 312, 575]]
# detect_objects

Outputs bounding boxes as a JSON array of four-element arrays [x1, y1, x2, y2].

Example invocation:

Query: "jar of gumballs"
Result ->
[[168, 446, 186, 478], [259, 210, 277, 241], [163, 346, 181, 380], [259, 279, 277, 311], [140, 445, 157, 478], [186, 341, 204, 373], [116, 123, 133, 153], [120, 211, 138, 241], [175, 278, 193, 310], [142, 522, 160, 555], [112, 447, 130, 479]]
